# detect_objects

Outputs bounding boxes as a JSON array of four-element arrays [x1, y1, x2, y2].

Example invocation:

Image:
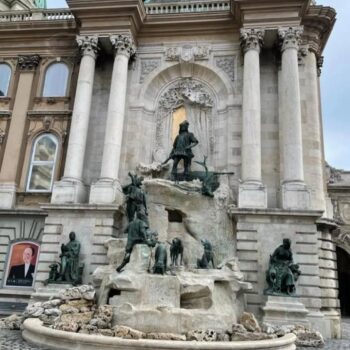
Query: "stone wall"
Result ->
[[318, 228, 341, 338], [34, 206, 120, 288], [231, 209, 329, 333]]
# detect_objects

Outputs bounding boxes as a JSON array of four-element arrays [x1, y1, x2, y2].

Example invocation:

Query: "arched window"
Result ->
[[27, 134, 58, 192], [0, 63, 11, 97], [42, 62, 69, 97]]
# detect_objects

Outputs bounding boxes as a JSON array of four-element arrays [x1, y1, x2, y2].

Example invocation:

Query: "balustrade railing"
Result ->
[[0, 9, 74, 23], [144, 0, 230, 15], [0, 2, 230, 22]]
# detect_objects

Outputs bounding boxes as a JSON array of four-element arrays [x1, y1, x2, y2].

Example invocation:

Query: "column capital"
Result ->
[[76, 35, 99, 59], [278, 26, 303, 52], [240, 28, 265, 54], [110, 34, 136, 58], [17, 55, 41, 71]]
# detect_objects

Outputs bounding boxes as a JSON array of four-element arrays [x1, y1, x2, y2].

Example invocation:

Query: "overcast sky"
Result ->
[[47, 0, 350, 170]]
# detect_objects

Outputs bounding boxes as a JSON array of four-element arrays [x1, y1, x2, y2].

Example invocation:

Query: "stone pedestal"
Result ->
[[89, 179, 124, 206], [262, 296, 310, 327], [51, 179, 88, 204], [281, 182, 311, 210], [238, 181, 267, 208]]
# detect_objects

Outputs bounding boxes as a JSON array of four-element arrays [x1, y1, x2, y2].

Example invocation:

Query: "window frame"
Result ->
[[26, 133, 59, 193], [0, 63, 12, 97], [42, 61, 70, 98]]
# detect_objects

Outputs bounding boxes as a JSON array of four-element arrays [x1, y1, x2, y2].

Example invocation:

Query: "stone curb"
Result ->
[[22, 318, 297, 350]]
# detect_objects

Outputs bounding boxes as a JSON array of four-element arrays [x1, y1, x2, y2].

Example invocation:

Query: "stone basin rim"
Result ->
[[22, 318, 297, 350]]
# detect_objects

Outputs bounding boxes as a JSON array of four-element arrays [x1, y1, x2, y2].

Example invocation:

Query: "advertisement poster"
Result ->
[[4, 241, 40, 288]]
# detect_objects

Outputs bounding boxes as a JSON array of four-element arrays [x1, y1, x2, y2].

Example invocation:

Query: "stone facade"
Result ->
[[0, 0, 346, 341]]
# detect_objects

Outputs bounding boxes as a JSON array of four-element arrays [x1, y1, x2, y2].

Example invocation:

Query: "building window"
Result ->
[[0, 63, 11, 97], [42, 62, 69, 97], [27, 134, 58, 192]]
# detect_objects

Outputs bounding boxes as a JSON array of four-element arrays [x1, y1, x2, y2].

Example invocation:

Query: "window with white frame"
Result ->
[[0, 63, 11, 97], [42, 62, 69, 97], [27, 134, 58, 192]]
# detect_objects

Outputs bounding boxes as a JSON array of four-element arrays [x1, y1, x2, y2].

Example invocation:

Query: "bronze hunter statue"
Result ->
[[264, 238, 301, 296], [162, 120, 199, 181]]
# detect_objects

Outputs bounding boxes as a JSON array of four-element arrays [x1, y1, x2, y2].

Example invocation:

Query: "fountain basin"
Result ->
[[23, 318, 296, 350]]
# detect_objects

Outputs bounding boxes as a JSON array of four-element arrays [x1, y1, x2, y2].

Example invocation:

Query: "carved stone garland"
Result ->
[[155, 78, 214, 153]]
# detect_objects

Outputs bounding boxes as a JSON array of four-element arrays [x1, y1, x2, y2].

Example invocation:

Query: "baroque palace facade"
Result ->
[[0, 0, 348, 340]]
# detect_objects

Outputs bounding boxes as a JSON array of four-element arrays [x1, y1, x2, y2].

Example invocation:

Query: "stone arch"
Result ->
[[137, 62, 236, 169], [140, 61, 234, 111], [334, 231, 350, 257], [335, 244, 350, 316]]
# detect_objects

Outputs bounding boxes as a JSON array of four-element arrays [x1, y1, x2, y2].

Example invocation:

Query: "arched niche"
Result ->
[[138, 62, 234, 169], [155, 78, 214, 165]]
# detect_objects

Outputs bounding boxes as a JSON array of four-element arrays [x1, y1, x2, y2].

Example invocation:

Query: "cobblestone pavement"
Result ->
[[297, 318, 350, 350], [0, 319, 349, 350]]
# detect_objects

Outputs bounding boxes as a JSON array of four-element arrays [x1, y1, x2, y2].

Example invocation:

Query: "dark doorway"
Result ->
[[336, 247, 350, 316]]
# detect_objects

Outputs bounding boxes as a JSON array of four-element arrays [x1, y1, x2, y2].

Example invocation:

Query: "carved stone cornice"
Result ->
[[240, 29, 264, 54], [302, 5, 336, 56], [278, 27, 303, 52], [17, 55, 41, 71], [110, 35, 136, 59], [165, 45, 210, 62], [76, 35, 99, 59]]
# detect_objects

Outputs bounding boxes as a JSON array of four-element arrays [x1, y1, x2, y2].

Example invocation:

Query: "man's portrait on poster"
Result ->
[[5, 241, 40, 287]]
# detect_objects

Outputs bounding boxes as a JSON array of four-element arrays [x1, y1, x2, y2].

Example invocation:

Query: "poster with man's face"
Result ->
[[4, 241, 40, 288]]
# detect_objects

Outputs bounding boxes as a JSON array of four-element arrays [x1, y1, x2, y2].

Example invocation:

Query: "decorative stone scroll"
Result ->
[[240, 28, 264, 53], [111, 34, 136, 58], [139, 59, 160, 83], [278, 27, 303, 52], [76, 35, 99, 58], [158, 78, 213, 117], [215, 56, 235, 82], [334, 231, 350, 255], [165, 45, 210, 62], [17, 55, 41, 71]]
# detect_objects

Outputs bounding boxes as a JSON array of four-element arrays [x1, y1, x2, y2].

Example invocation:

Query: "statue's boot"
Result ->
[[116, 256, 130, 273]]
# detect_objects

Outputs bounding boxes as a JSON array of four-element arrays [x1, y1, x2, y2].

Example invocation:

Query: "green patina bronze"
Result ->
[[162, 120, 199, 181], [264, 238, 301, 296], [45, 232, 84, 286], [116, 212, 158, 273], [123, 172, 148, 224], [197, 239, 215, 269]]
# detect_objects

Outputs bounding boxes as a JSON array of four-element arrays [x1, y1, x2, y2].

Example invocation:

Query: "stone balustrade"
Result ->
[[0, 9, 74, 22], [144, 0, 230, 15]]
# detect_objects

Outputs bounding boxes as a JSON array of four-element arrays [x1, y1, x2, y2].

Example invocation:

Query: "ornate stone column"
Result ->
[[51, 35, 98, 204], [304, 48, 327, 212], [278, 27, 310, 210], [0, 55, 40, 209], [89, 34, 136, 205], [238, 28, 267, 208]]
